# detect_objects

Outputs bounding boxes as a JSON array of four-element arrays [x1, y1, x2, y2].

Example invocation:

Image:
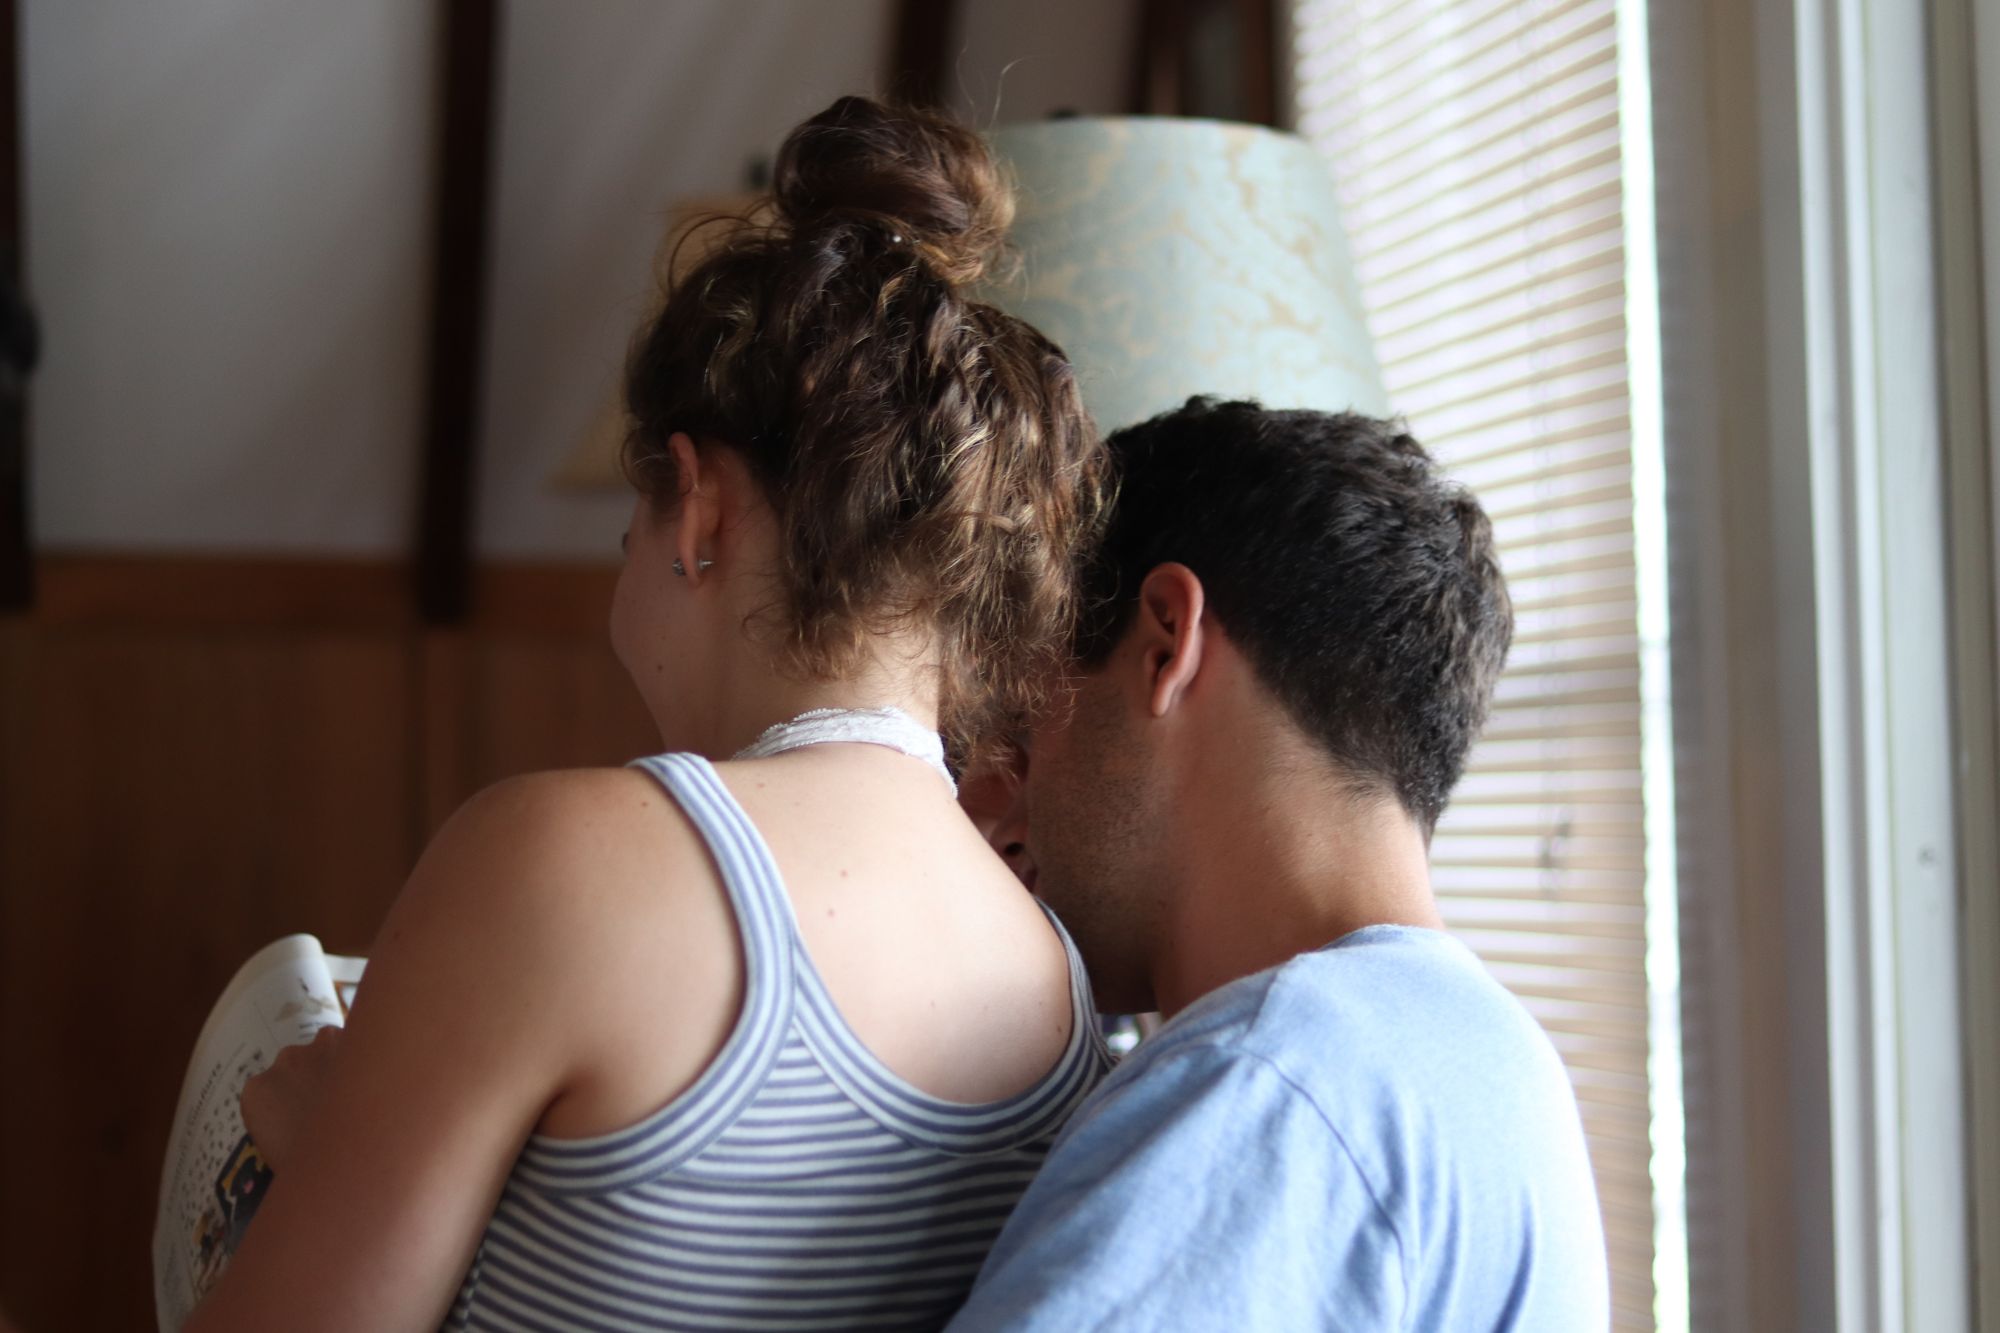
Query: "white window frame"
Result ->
[[1961, 1, 2000, 1327], [1651, 0, 1980, 1327]]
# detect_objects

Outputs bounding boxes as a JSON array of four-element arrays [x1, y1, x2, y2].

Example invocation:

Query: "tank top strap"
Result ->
[[513, 753, 797, 1194], [629, 753, 798, 981]]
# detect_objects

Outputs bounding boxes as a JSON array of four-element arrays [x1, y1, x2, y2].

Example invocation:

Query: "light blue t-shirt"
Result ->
[[948, 925, 1609, 1331]]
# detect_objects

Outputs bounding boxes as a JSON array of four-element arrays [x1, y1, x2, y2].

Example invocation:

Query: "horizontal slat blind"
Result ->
[[1292, 1, 1655, 1325]]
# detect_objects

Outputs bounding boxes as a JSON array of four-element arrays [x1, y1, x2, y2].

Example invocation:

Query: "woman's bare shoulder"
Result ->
[[373, 766, 744, 1130], [388, 766, 729, 1013], [424, 767, 700, 897]]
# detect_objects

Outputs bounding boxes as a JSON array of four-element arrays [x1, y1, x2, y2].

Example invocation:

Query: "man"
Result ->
[[951, 399, 1608, 1329]]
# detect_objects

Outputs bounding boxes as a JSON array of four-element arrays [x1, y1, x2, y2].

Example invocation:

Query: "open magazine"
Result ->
[[152, 935, 366, 1333]]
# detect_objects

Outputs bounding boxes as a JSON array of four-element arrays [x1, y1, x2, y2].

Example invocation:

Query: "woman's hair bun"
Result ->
[[771, 95, 1012, 289], [626, 93, 1105, 755]]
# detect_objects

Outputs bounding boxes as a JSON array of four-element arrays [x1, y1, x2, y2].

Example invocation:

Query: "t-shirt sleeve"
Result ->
[[946, 1039, 1407, 1332]]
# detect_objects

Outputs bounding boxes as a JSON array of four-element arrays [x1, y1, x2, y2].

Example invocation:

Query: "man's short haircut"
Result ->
[[1075, 397, 1513, 834]]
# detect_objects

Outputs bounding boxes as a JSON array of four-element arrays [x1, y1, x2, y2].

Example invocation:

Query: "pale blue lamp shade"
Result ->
[[981, 117, 1387, 434]]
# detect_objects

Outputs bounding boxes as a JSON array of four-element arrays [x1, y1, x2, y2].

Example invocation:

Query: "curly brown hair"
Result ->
[[624, 95, 1107, 753]]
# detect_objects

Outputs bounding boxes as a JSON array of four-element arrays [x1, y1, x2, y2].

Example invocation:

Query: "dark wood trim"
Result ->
[[889, 0, 958, 108], [1130, 0, 1281, 126], [416, 0, 501, 625], [1237, 0, 1279, 129], [1130, 0, 1184, 115], [30, 554, 619, 637], [34, 555, 413, 632], [0, 0, 29, 613]]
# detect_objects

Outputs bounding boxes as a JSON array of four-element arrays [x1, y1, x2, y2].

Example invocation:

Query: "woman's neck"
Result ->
[[657, 651, 943, 760]]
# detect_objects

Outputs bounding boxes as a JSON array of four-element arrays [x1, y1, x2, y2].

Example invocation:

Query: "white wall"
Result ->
[[26, 0, 433, 554], [21, 0, 1132, 561]]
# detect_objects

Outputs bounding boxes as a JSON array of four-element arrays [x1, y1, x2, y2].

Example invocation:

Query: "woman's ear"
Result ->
[[1134, 563, 1206, 718], [667, 433, 720, 585]]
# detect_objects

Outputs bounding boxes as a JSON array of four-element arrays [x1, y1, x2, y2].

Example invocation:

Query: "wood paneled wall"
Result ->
[[0, 556, 655, 1332]]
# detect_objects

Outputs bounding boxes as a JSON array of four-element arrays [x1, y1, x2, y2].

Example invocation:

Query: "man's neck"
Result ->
[[1147, 723, 1442, 1018]]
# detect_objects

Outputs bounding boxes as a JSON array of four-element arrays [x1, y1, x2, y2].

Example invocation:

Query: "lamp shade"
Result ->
[[980, 116, 1385, 433]]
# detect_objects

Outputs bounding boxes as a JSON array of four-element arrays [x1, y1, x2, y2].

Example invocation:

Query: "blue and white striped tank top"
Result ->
[[445, 752, 1111, 1332]]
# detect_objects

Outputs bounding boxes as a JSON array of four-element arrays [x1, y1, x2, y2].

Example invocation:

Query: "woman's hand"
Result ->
[[240, 1025, 344, 1174]]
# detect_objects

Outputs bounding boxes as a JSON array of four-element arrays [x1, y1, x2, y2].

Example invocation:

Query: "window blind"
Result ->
[[1291, 1, 1657, 1326]]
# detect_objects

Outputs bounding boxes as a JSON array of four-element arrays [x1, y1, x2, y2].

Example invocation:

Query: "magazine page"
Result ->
[[324, 952, 366, 1017], [151, 934, 348, 1332]]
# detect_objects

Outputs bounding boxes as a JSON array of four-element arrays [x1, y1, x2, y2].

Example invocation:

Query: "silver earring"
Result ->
[[671, 558, 716, 577]]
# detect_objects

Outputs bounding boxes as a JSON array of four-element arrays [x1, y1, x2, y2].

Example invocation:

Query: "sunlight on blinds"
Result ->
[[1292, 1, 1672, 1326]]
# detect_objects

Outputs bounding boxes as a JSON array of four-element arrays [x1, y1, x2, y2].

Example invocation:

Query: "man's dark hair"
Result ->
[[1075, 397, 1512, 834]]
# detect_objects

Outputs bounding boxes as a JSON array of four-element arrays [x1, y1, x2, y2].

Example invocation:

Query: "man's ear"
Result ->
[[1132, 563, 1206, 718], [667, 432, 721, 585]]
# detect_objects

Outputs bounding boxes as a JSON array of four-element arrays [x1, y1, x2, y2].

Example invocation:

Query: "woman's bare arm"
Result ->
[[184, 768, 721, 1333]]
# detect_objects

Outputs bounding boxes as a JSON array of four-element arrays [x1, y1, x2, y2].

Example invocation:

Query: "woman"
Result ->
[[189, 95, 1111, 1332]]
